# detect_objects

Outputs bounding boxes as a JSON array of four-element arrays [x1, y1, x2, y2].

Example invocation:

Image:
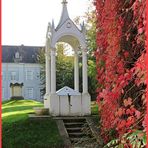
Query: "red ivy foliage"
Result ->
[[94, 0, 146, 142]]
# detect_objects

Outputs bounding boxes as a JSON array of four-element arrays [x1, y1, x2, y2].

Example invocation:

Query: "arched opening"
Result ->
[[56, 35, 80, 49], [55, 42, 75, 90], [52, 34, 82, 93]]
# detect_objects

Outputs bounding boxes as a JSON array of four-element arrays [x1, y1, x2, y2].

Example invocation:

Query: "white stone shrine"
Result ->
[[44, 0, 91, 116]]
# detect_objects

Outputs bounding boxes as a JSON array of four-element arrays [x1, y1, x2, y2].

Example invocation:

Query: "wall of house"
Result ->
[[2, 63, 43, 100]]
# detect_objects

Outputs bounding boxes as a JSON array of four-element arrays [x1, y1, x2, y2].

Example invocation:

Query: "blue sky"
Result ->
[[2, 0, 90, 46]]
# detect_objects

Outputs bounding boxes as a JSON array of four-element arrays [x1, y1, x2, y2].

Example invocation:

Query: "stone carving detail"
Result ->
[[66, 22, 71, 28]]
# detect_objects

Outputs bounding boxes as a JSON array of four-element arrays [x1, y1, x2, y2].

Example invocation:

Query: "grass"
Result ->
[[2, 100, 43, 123], [2, 100, 64, 148], [2, 99, 99, 148], [91, 101, 98, 115]]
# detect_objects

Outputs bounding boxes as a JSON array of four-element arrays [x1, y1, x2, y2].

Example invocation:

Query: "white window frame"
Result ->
[[26, 87, 34, 99], [11, 71, 17, 81], [26, 71, 33, 80]]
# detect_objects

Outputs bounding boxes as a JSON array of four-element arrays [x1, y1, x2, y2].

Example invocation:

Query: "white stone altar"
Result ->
[[44, 0, 91, 116]]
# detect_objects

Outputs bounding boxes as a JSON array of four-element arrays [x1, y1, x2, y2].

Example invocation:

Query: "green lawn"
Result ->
[[2, 100, 98, 148], [2, 100, 64, 148]]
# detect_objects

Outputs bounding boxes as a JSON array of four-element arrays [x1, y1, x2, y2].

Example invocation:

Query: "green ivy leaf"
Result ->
[[142, 134, 146, 144]]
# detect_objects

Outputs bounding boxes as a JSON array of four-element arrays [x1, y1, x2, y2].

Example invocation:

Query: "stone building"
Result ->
[[2, 45, 43, 100]]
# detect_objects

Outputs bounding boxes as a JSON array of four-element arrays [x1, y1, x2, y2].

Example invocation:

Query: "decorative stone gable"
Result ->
[[56, 86, 81, 96]]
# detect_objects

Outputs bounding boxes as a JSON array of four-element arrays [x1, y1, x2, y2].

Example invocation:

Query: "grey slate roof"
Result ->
[[2, 45, 44, 63]]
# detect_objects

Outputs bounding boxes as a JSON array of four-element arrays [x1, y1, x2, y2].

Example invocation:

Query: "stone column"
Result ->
[[45, 39, 51, 95], [51, 48, 56, 94], [45, 52, 50, 95], [74, 50, 79, 92], [82, 49, 88, 94]]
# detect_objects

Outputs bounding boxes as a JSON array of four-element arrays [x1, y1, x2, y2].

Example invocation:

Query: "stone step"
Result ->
[[64, 122, 84, 125], [56, 118, 98, 147], [66, 127, 82, 131], [53, 116, 87, 120], [70, 137, 89, 143], [66, 127, 82, 130], [64, 123, 84, 129], [65, 124, 84, 128], [68, 132, 86, 138], [70, 138, 80, 143], [69, 132, 84, 135], [63, 118, 86, 123]]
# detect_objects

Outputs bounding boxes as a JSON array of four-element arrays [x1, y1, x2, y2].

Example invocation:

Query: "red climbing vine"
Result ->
[[94, 0, 146, 144]]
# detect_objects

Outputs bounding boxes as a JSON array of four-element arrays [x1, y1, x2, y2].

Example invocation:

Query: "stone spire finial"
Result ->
[[56, 0, 69, 30], [62, 0, 67, 4]]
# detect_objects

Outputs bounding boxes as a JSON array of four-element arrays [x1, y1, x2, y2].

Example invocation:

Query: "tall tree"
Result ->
[[56, 44, 74, 90], [74, 3, 97, 99], [37, 43, 74, 95]]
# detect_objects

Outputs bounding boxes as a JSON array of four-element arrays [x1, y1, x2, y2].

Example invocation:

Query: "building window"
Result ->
[[40, 88, 43, 99], [11, 71, 17, 81], [26, 88, 34, 99], [15, 52, 20, 58], [36, 71, 40, 79], [26, 71, 33, 80]]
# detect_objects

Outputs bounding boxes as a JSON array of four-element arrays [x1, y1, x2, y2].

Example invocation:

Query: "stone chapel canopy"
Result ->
[[44, 0, 91, 116]]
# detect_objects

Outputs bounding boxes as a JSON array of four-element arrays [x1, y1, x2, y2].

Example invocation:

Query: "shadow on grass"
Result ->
[[2, 118, 64, 148], [2, 100, 64, 148], [2, 112, 33, 123]]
